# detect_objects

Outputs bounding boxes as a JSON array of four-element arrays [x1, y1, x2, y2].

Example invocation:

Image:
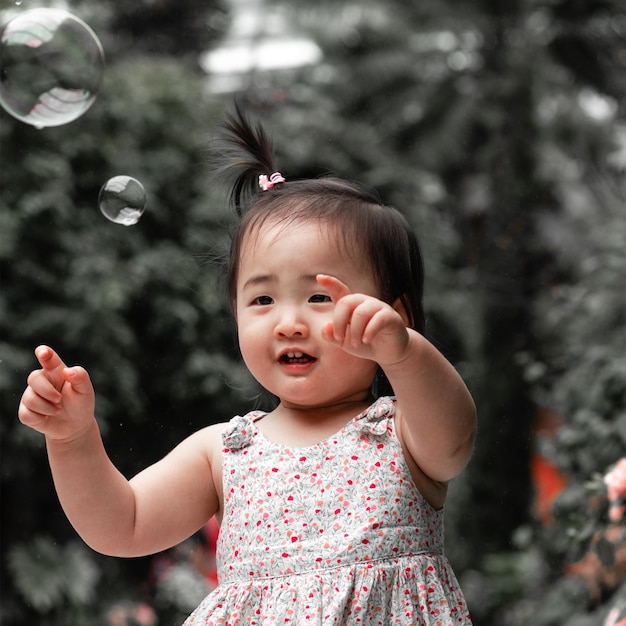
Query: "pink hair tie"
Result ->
[[259, 172, 285, 191]]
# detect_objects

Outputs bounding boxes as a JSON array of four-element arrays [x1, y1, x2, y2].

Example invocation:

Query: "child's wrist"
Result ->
[[45, 416, 100, 449]]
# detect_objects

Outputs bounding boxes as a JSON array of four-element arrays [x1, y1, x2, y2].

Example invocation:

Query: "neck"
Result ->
[[278, 393, 374, 417], [258, 396, 374, 448]]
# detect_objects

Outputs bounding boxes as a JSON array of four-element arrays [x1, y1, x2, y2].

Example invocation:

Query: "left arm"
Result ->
[[318, 274, 476, 486], [381, 329, 476, 483]]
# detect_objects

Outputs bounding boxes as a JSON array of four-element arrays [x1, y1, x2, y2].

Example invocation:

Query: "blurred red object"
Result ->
[[531, 407, 568, 525], [203, 516, 220, 588]]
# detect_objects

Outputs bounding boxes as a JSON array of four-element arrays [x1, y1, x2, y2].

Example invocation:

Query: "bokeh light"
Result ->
[[98, 176, 147, 226], [0, 8, 104, 128]]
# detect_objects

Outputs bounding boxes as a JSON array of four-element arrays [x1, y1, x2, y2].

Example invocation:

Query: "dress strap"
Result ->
[[353, 396, 396, 436], [221, 414, 259, 451]]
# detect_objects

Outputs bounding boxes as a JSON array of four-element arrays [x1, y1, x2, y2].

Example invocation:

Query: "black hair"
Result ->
[[218, 105, 425, 397]]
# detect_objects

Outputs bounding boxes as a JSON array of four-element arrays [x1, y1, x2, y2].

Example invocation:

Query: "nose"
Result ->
[[274, 306, 309, 338]]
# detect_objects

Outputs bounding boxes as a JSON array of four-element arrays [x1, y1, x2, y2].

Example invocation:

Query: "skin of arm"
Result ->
[[317, 274, 477, 506], [18, 346, 222, 557]]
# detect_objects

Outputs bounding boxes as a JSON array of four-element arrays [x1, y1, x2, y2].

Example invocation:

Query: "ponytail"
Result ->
[[219, 104, 279, 216]]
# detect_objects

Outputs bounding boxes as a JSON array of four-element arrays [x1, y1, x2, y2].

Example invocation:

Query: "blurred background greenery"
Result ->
[[1, 0, 625, 624]]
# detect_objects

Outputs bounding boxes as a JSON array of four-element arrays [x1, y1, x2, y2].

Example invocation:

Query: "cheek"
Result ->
[[238, 335, 263, 377], [237, 323, 259, 353], [237, 314, 271, 355]]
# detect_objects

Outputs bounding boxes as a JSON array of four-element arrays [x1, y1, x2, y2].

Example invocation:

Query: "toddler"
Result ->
[[19, 107, 476, 624]]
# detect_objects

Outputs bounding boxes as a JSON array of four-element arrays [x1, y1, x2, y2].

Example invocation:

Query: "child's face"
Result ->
[[235, 219, 380, 410]]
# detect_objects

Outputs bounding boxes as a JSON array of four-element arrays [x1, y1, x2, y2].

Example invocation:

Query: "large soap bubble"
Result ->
[[0, 8, 104, 128], [98, 176, 147, 226]]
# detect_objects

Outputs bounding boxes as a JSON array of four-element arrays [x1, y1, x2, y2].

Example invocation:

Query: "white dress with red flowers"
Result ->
[[183, 397, 472, 625]]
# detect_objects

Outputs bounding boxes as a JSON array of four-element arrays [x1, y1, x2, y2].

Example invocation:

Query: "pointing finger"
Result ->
[[35, 345, 67, 371], [316, 274, 351, 302], [316, 275, 353, 342], [34, 345, 68, 392]]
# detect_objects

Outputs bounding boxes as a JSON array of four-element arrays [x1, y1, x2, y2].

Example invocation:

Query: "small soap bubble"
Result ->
[[0, 8, 104, 128], [98, 176, 147, 226]]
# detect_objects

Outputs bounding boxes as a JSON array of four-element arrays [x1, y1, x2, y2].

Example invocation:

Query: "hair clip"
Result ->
[[259, 172, 286, 191]]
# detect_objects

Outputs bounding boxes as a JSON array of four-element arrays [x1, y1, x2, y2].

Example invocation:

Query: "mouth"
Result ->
[[279, 350, 317, 365]]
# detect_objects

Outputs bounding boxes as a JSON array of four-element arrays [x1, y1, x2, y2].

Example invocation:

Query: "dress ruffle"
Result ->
[[353, 396, 395, 436], [221, 414, 259, 451], [185, 554, 468, 625]]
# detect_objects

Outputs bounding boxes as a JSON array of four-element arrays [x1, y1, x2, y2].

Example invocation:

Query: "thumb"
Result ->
[[35, 345, 68, 392], [62, 366, 93, 395]]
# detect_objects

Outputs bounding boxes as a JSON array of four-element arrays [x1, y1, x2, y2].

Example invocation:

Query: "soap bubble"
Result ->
[[98, 176, 147, 226], [0, 8, 104, 128]]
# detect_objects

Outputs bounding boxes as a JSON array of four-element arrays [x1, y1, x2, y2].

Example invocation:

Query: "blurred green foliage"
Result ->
[[1, 0, 625, 625], [8, 537, 100, 614]]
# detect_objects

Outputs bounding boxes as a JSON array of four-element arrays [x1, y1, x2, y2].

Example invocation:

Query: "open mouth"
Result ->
[[280, 351, 316, 365]]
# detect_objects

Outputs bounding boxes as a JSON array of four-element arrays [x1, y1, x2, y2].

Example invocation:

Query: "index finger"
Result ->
[[34, 345, 68, 391], [316, 274, 351, 302]]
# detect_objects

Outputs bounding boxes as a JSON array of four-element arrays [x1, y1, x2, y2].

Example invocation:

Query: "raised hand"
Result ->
[[316, 274, 410, 367], [18, 346, 95, 442]]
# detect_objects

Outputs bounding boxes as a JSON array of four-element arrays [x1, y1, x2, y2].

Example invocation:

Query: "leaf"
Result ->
[[7, 537, 100, 613]]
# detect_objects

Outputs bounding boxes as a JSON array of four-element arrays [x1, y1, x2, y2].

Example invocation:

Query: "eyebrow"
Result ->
[[241, 273, 319, 291]]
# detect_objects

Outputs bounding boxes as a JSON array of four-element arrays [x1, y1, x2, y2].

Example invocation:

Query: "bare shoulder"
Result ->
[[170, 421, 231, 516], [177, 421, 230, 460], [186, 421, 231, 442], [137, 421, 230, 481]]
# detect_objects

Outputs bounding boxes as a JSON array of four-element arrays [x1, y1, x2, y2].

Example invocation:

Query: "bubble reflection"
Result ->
[[98, 176, 147, 226], [0, 8, 104, 128]]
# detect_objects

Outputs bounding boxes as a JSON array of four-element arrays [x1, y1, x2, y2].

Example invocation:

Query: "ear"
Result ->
[[391, 297, 410, 327]]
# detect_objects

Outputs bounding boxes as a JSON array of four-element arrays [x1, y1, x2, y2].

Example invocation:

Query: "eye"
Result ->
[[309, 293, 332, 303], [253, 295, 274, 306]]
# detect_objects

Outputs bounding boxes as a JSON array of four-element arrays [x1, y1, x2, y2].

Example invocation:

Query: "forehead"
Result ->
[[235, 216, 382, 299], [240, 216, 364, 264]]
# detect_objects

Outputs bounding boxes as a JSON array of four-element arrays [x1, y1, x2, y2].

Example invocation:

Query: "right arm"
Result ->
[[18, 346, 223, 557]]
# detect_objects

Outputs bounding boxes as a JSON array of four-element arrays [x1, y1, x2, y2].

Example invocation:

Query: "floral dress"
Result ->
[[183, 397, 472, 625]]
